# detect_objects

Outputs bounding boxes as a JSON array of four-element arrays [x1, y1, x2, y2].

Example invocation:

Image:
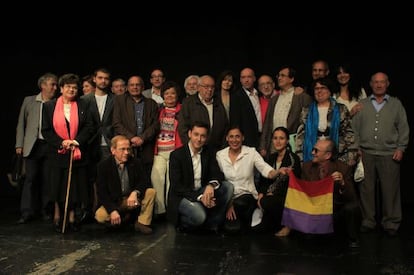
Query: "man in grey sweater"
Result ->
[[352, 72, 409, 237]]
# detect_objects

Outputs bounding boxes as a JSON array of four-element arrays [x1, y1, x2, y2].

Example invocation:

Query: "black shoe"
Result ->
[[134, 222, 153, 234], [17, 216, 31, 224], [69, 222, 80, 232], [104, 223, 121, 232], [176, 225, 192, 234], [348, 238, 360, 249], [223, 219, 241, 234], [384, 228, 398, 237], [41, 213, 52, 222], [360, 226, 375, 233], [54, 220, 62, 233], [153, 213, 166, 222], [200, 226, 221, 235]]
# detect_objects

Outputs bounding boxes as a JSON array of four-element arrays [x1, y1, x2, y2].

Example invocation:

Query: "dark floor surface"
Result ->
[[1, 194, 414, 275]]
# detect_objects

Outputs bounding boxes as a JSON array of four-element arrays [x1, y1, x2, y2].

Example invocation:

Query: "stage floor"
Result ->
[[1, 196, 413, 274]]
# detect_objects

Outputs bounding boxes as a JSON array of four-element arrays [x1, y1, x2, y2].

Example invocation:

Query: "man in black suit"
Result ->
[[230, 67, 262, 149], [95, 135, 156, 234], [167, 121, 233, 232], [81, 67, 114, 222]]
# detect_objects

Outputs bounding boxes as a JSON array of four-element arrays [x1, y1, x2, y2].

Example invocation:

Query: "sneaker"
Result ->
[[134, 222, 153, 234], [348, 238, 360, 249]]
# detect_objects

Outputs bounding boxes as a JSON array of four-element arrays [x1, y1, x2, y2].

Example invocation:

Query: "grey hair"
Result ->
[[37, 73, 58, 89]]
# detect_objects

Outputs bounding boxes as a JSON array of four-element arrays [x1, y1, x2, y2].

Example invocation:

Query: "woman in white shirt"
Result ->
[[216, 126, 277, 233], [332, 64, 367, 117]]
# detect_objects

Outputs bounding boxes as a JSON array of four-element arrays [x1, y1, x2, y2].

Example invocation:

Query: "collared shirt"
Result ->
[[198, 94, 214, 127], [134, 100, 145, 136], [370, 94, 389, 112], [38, 102, 45, 140], [216, 145, 273, 199], [188, 143, 202, 190], [273, 87, 294, 128], [151, 88, 164, 106], [95, 93, 108, 145], [244, 88, 262, 132], [36, 93, 46, 140], [117, 162, 130, 196]]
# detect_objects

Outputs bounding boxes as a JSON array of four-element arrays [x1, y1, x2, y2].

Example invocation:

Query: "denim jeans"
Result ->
[[178, 181, 233, 230]]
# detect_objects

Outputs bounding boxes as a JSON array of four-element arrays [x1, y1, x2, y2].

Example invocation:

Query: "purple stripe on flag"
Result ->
[[282, 207, 334, 234]]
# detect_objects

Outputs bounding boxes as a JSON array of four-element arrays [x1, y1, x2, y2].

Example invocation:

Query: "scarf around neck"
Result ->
[[53, 96, 81, 160], [303, 98, 340, 162]]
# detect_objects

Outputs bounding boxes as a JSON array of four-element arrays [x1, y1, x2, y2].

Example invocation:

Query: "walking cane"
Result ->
[[62, 147, 74, 234]]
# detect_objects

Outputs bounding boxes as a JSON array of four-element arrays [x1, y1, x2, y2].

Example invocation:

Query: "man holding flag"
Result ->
[[283, 138, 361, 248]]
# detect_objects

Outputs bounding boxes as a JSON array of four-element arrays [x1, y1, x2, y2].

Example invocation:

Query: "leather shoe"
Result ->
[[153, 213, 166, 222], [41, 213, 52, 222], [385, 228, 398, 237], [203, 226, 220, 235], [69, 222, 80, 232], [134, 222, 153, 234], [17, 216, 31, 224], [360, 226, 374, 233], [54, 220, 62, 233], [176, 225, 192, 234], [223, 219, 241, 234]]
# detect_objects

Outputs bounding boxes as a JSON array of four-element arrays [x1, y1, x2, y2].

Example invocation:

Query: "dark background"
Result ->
[[2, 22, 413, 202]]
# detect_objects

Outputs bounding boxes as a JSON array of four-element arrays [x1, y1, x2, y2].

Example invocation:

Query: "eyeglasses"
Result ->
[[199, 84, 215, 89], [276, 74, 289, 78], [314, 86, 329, 91], [151, 75, 164, 79]]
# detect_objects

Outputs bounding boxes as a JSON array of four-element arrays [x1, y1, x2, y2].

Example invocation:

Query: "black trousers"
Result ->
[[224, 194, 256, 233], [334, 200, 361, 240]]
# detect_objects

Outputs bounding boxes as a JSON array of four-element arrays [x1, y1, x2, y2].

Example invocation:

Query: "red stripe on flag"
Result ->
[[288, 171, 334, 197]]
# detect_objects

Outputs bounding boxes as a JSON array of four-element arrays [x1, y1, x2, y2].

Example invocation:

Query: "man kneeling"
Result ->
[[95, 135, 155, 234]]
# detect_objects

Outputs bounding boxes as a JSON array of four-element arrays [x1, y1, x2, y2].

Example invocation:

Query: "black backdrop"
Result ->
[[2, 23, 413, 203]]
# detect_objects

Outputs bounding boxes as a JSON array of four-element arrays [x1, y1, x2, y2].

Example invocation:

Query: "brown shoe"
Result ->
[[275, 226, 291, 237], [135, 222, 153, 234]]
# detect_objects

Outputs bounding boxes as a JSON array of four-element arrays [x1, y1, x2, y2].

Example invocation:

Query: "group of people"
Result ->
[[14, 61, 409, 250]]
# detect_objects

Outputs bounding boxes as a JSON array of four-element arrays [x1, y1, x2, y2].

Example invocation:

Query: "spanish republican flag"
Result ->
[[282, 171, 334, 234]]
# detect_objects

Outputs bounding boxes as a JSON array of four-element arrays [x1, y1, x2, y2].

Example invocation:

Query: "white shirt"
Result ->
[[273, 87, 294, 128], [318, 106, 329, 132], [95, 94, 108, 146], [216, 145, 273, 199], [188, 143, 202, 190], [151, 88, 164, 105], [244, 88, 262, 132], [95, 94, 108, 120], [199, 94, 214, 127], [333, 88, 367, 113]]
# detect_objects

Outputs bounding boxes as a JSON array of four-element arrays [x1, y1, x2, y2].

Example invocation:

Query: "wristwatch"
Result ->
[[209, 180, 220, 190]]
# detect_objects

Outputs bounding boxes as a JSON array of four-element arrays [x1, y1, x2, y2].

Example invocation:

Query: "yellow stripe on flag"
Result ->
[[284, 188, 333, 215]]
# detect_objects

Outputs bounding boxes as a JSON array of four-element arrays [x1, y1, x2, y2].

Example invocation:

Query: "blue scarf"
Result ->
[[303, 99, 340, 161]]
